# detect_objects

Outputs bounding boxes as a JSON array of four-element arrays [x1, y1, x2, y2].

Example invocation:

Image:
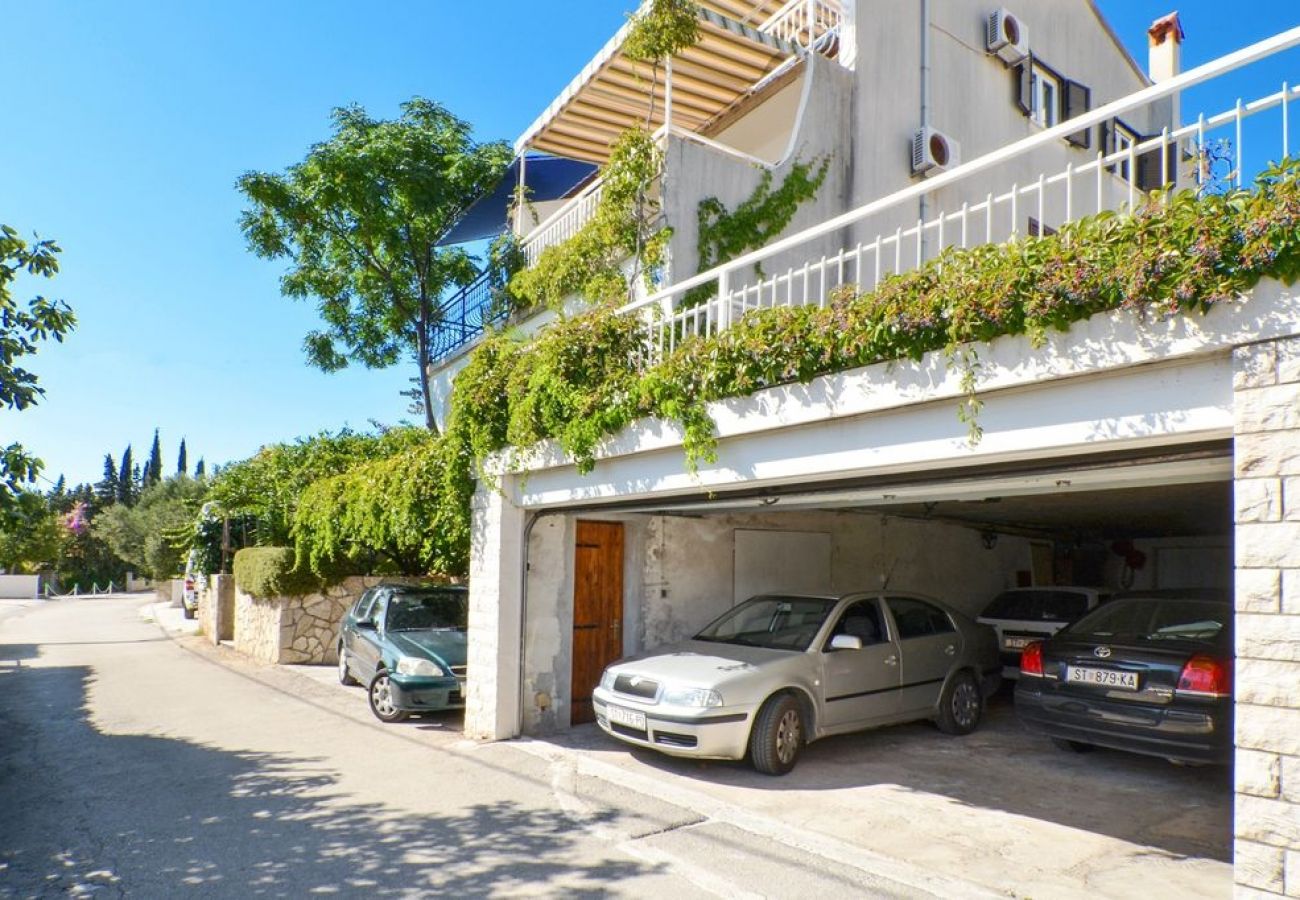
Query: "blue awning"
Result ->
[[439, 154, 598, 246]]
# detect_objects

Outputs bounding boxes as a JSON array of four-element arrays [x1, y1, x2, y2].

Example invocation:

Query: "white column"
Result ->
[[464, 478, 526, 740], [514, 152, 528, 236]]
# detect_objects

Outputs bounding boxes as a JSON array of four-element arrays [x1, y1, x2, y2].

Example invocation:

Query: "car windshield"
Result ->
[[1065, 598, 1228, 642], [981, 589, 1089, 622], [694, 596, 838, 652], [384, 592, 467, 632]]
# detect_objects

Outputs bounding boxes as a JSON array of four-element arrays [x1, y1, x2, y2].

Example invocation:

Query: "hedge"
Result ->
[[232, 547, 323, 599]]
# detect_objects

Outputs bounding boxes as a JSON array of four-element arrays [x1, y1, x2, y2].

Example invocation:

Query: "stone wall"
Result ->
[[231, 576, 427, 665], [1233, 336, 1300, 898]]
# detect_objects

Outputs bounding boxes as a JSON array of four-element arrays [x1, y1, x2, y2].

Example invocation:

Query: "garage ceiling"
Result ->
[[853, 481, 1232, 540]]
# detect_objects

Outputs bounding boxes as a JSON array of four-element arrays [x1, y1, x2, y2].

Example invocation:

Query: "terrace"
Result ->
[[429, 0, 848, 364]]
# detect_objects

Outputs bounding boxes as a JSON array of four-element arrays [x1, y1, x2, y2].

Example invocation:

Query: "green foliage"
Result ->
[[208, 426, 428, 546], [688, 158, 830, 304], [511, 129, 669, 310], [291, 432, 457, 577], [0, 491, 64, 573], [94, 476, 209, 580], [145, 429, 163, 486], [237, 98, 513, 431], [232, 547, 322, 599], [0, 224, 75, 514], [624, 0, 700, 63], [444, 157, 1300, 501]]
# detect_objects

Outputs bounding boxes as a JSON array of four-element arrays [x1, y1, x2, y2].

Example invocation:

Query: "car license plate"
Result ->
[[1004, 636, 1036, 650], [606, 704, 647, 730], [1066, 666, 1138, 690]]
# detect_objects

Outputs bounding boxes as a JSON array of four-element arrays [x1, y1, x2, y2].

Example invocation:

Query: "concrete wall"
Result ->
[[0, 575, 41, 600], [663, 57, 855, 287], [1231, 335, 1300, 898]]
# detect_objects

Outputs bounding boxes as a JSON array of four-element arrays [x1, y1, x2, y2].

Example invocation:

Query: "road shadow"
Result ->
[[549, 695, 1231, 864], [0, 662, 659, 897]]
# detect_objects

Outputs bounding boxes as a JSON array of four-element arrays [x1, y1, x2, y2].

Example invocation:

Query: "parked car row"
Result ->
[[592, 586, 1232, 775], [336, 583, 469, 723], [328, 580, 1232, 776]]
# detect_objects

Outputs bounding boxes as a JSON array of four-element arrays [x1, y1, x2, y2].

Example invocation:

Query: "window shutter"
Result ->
[[1064, 80, 1091, 148], [1014, 55, 1033, 117], [1136, 136, 1178, 192]]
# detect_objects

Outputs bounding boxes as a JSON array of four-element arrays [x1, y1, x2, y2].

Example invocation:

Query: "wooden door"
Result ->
[[571, 520, 624, 725]]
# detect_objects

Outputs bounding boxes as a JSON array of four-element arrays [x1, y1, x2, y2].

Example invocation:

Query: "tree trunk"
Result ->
[[416, 297, 440, 435]]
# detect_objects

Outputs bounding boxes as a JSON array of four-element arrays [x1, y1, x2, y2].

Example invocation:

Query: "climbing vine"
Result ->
[[510, 129, 670, 310], [687, 157, 831, 304], [624, 0, 700, 65]]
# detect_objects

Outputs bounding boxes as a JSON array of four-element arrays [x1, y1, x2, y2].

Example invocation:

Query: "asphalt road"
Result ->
[[0, 596, 965, 900]]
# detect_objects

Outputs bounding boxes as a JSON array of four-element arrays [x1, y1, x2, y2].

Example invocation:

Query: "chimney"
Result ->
[[1148, 12, 1185, 124]]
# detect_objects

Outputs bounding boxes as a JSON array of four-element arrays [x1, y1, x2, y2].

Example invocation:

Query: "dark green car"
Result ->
[[336, 583, 468, 723]]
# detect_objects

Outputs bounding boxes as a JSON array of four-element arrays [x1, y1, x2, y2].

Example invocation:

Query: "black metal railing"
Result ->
[[429, 268, 510, 363]]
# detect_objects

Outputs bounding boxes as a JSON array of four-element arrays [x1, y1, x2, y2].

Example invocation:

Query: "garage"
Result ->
[[510, 444, 1235, 894]]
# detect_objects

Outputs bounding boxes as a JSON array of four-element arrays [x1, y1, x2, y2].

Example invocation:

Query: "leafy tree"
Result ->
[[145, 429, 163, 486], [94, 477, 207, 580], [237, 98, 512, 432], [0, 491, 64, 574], [176, 438, 187, 477], [207, 426, 427, 546], [0, 225, 76, 515], [116, 446, 135, 506]]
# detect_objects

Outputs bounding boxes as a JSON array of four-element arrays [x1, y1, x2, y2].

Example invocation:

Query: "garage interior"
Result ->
[[517, 443, 1235, 867]]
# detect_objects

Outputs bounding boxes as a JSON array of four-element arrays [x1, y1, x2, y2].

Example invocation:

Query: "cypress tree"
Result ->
[[117, 446, 134, 505], [194, 458, 206, 478], [146, 429, 163, 486], [96, 454, 118, 505], [176, 438, 188, 477]]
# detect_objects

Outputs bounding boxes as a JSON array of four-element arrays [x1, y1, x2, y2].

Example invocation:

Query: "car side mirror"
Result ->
[[356, 620, 376, 631], [830, 634, 863, 651]]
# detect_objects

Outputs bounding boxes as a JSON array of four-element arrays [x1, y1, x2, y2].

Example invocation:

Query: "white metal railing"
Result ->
[[522, 178, 604, 266], [761, 0, 842, 52], [621, 25, 1300, 356]]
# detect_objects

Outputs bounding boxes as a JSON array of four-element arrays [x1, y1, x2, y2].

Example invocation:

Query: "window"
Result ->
[[825, 599, 886, 649], [694, 595, 839, 652], [1030, 64, 1060, 128], [1112, 121, 1137, 183], [352, 589, 379, 622], [886, 597, 956, 640]]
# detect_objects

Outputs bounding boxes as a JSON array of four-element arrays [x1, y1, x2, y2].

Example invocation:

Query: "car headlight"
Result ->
[[599, 669, 616, 691], [661, 686, 724, 708], [395, 656, 444, 677]]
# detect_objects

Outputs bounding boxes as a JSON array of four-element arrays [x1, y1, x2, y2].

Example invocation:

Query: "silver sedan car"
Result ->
[[592, 592, 1001, 775]]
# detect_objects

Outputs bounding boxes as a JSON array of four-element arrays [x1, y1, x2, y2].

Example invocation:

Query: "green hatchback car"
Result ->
[[336, 583, 468, 723]]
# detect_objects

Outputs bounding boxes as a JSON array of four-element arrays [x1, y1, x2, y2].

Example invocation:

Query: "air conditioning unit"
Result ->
[[911, 127, 960, 176], [986, 8, 1029, 65]]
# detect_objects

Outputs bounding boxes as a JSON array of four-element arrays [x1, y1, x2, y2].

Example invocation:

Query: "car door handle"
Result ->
[[884, 655, 898, 666], [944, 645, 956, 656]]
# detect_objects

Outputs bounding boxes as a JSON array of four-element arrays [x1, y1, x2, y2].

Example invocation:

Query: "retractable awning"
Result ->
[[514, 1, 800, 165], [438, 154, 598, 246]]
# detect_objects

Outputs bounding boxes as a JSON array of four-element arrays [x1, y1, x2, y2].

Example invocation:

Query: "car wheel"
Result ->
[[368, 670, 409, 723], [936, 670, 983, 735], [337, 646, 358, 686], [750, 693, 803, 776], [1053, 738, 1096, 753]]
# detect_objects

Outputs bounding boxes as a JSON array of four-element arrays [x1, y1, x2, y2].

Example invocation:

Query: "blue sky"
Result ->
[[2, 1, 1297, 486]]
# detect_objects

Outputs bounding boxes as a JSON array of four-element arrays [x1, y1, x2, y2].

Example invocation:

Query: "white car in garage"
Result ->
[[977, 587, 1112, 678], [593, 591, 1001, 775]]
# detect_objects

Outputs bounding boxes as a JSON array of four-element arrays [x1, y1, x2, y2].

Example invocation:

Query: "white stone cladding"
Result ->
[[1234, 336, 1300, 898]]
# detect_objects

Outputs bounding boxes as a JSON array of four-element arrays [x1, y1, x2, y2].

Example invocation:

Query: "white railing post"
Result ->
[[717, 268, 731, 331]]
